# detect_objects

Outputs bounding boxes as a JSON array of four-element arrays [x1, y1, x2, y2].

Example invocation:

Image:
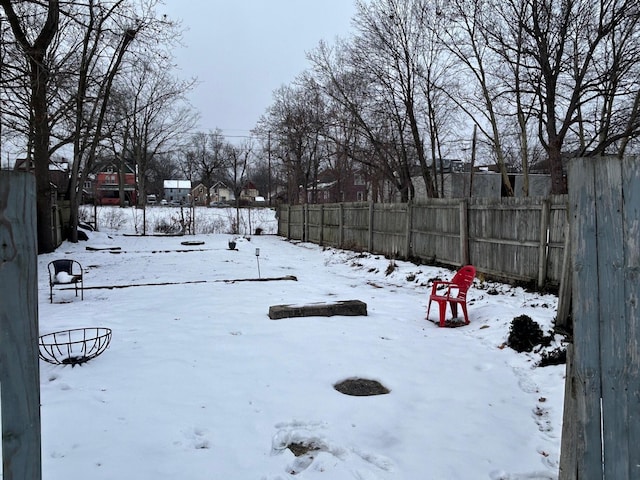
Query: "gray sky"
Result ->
[[160, 1, 357, 139]]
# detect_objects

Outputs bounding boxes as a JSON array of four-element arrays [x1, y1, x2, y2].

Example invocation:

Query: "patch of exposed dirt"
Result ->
[[334, 378, 390, 396], [287, 442, 321, 457]]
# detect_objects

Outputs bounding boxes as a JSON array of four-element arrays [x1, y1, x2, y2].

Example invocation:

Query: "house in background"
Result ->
[[239, 181, 260, 204], [209, 181, 234, 203], [94, 160, 137, 206], [305, 170, 368, 204], [191, 183, 208, 206], [163, 180, 192, 204]]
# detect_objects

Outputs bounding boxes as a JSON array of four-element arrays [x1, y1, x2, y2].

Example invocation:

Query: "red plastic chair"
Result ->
[[427, 265, 476, 327]]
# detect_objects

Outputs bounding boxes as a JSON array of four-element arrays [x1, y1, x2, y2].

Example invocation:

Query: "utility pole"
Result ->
[[267, 130, 271, 207], [469, 124, 477, 197]]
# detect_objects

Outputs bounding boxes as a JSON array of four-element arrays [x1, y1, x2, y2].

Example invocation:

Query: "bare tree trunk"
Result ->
[[68, 25, 139, 242], [548, 138, 565, 194], [31, 54, 55, 252]]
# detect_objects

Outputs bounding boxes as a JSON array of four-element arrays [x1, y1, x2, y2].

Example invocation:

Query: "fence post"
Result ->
[[368, 201, 374, 252], [556, 220, 572, 330], [319, 204, 325, 246], [303, 204, 307, 242], [537, 198, 551, 288], [0, 171, 42, 480], [459, 199, 469, 265], [405, 201, 412, 258], [338, 203, 344, 248]]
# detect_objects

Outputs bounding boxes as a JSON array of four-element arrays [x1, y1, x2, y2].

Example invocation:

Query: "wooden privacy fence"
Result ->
[[0, 171, 42, 479], [559, 157, 640, 479], [278, 195, 568, 287]]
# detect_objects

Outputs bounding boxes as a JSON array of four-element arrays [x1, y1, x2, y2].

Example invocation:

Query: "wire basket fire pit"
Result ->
[[38, 327, 112, 366]]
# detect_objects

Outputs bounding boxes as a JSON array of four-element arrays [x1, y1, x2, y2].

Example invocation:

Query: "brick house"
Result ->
[[305, 171, 368, 204], [191, 183, 209, 206], [94, 161, 137, 206]]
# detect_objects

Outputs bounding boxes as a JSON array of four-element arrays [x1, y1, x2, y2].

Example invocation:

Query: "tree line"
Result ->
[[0, 0, 199, 253], [255, 0, 640, 204], [3, 0, 640, 252]]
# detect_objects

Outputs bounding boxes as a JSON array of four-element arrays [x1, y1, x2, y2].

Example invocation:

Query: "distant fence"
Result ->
[[278, 195, 568, 288]]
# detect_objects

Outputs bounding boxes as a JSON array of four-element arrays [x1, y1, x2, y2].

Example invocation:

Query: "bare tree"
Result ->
[[259, 0, 640, 201], [351, 0, 440, 198], [1, 0, 59, 253], [259, 81, 327, 205], [66, 0, 143, 242], [417, 0, 460, 197], [308, 40, 415, 202], [222, 140, 253, 233], [481, 0, 541, 195], [111, 57, 197, 212], [519, 0, 640, 193], [438, 0, 515, 196], [0, 0, 192, 245], [183, 129, 228, 203]]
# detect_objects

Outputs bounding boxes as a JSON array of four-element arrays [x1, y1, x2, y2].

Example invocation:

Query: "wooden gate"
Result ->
[[559, 157, 640, 479]]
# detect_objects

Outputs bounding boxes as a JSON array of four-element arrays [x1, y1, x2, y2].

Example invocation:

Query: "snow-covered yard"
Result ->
[[32, 206, 566, 479]]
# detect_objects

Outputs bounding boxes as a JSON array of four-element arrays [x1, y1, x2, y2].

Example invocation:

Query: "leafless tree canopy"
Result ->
[[259, 0, 640, 200], [0, 0, 196, 249], [3, 0, 640, 248]]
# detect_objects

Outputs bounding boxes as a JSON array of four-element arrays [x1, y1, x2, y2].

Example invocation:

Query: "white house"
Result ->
[[163, 180, 192, 204]]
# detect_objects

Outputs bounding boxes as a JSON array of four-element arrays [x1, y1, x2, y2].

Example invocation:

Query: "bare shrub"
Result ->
[[153, 218, 182, 234], [129, 207, 144, 234], [195, 216, 227, 234], [100, 207, 127, 231], [385, 260, 397, 276]]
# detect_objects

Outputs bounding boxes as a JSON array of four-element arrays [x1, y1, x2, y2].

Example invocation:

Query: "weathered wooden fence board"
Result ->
[[280, 195, 567, 286], [411, 201, 461, 264], [0, 171, 42, 480], [321, 204, 341, 247], [306, 205, 323, 244], [594, 159, 628, 479], [621, 156, 640, 479], [342, 202, 369, 249], [566, 158, 601, 478], [371, 203, 408, 257], [547, 197, 569, 283], [468, 198, 545, 282]]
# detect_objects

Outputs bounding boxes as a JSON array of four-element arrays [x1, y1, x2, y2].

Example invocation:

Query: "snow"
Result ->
[[30, 206, 566, 479], [54, 271, 76, 284]]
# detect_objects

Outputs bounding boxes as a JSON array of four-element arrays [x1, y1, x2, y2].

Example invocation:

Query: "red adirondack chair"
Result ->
[[427, 265, 476, 327]]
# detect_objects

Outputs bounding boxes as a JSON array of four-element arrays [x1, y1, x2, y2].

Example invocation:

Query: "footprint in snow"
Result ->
[[271, 421, 393, 476], [180, 427, 211, 450]]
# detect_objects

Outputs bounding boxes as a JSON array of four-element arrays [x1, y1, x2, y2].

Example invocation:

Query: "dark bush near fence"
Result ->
[[538, 347, 567, 366], [508, 315, 546, 352]]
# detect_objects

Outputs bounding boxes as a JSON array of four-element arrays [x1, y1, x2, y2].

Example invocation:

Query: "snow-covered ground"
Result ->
[[79, 204, 277, 236], [31, 206, 566, 479]]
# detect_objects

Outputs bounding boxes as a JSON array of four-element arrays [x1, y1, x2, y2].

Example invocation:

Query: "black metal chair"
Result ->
[[48, 259, 84, 303]]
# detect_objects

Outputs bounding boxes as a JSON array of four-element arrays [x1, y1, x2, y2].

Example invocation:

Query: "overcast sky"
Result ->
[[160, 1, 357, 140]]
